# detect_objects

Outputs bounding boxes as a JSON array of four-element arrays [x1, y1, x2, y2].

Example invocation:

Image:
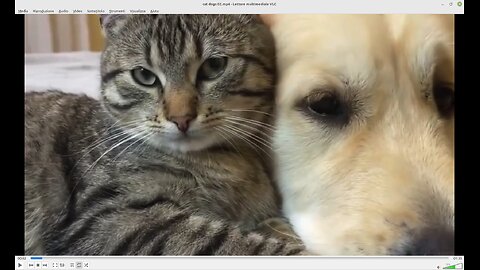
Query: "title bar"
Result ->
[[15, 0, 464, 15]]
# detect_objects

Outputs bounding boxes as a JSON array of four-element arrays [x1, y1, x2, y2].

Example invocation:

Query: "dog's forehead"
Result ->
[[272, 15, 454, 105], [274, 15, 390, 68], [273, 15, 393, 104], [389, 15, 453, 50], [389, 15, 454, 87]]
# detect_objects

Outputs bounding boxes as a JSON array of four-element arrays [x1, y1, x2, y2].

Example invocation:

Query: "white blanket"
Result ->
[[25, 52, 102, 99]]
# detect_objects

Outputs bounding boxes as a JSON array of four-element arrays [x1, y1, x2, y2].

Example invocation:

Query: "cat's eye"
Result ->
[[131, 67, 158, 87], [198, 57, 228, 81], [433, 82, 454, 118], [302, 91, 349, 125]]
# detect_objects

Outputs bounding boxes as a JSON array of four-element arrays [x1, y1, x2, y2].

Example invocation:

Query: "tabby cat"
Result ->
[[25, 15, 304, 255]]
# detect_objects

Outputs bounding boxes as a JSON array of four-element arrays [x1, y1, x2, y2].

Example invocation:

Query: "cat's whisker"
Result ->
[[223, 124, 272, 151], [75, 118, 124, 143], [217, 126, 264, 158], [69, 130, 134, 173], [69, 120, 147, 156], [98, 120, 148, 139], [225, 115, 276, 130], [79, 130, 147, 179], [223, 122, 272, 156], [75, 118, 143, 146], [220, 125, 272, 159], [79, 126, 139, 153], [223, 123, 272, 150], [148, 127, 168, 135], [223, 119, 273, 139], [222, 125, 272, 160], [110, 131, 154, 163], [59, 127, 145, 220], [130, 132, 154, 159], [225, 109, 274, 117], [69, 125, 146, 171], [214, 127, 244, 158], [223, 121, 273, 153], [97, 118, 142, 135], [135, 137, 153, 158]]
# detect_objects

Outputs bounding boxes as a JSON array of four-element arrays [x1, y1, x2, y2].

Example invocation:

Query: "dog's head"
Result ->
[[266, 15, 454, 255]]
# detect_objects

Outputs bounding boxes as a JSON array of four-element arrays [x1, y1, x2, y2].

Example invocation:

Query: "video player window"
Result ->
[[19, 1, 462, 269]]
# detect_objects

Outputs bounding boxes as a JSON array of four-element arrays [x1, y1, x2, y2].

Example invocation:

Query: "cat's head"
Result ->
[[99, 15, 275, 152]]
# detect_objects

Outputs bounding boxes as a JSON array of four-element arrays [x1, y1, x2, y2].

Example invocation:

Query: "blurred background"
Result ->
[[25, 15, 105, 53], [25, 15, 105, 98]]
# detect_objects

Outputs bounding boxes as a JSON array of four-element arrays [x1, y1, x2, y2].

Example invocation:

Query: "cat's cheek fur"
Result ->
[[104, 86, 130, 107]]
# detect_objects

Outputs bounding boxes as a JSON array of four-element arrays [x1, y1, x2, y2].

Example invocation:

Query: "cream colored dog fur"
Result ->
[[265, 15, 454, 255]]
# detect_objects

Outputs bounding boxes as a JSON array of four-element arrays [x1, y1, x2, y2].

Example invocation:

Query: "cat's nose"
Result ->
[[169, 115, 196, 133]]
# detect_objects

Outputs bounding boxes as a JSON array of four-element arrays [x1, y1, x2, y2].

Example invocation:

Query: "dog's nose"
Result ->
[[410, 227, 454, 255]]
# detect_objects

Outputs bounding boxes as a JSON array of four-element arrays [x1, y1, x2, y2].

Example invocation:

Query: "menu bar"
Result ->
[[15, 0, 464, 14]]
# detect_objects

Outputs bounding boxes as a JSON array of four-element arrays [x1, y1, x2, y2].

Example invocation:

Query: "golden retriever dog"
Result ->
[[262, 15, 454, 255]]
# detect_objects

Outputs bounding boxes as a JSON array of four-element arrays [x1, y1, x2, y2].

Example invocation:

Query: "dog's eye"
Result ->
[[308, 93, 341, 116], [303, 92, 349, 125], [433, 83, 454, 118]]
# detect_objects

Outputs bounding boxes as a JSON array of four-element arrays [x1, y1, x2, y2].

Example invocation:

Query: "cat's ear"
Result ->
[[99, 15, 128, 36]]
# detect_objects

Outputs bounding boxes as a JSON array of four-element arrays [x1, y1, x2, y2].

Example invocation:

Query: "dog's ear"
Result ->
[[99, 15, 128, 37], [259, 14, 277, 28]]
